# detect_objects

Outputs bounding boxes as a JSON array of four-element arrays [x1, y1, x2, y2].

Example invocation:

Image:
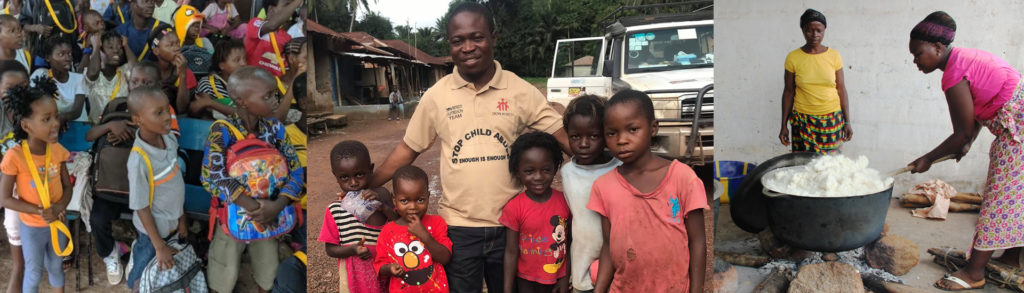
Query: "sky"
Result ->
[[362, 0, 452, 29]]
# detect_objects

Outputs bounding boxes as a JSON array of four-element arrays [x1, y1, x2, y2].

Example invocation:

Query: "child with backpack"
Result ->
[[30, 35, 87, 123], [0, 59, 29, 293], [201, 66, 304, 293], [191, 39, 242, 120], [148, 24, 195, 120], [0, 77, 73, 293], [201, 0, 242, 41], [83, 31, 136, 124], [172, 5, 212, 53], [123, 85, 192, 290], [19, 0, 82, 70], [0, 14, 31, 71]]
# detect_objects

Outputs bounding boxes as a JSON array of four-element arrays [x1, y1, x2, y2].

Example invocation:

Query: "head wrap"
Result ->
[[800, 9, 826, 28], [173, 5, 204, 47], [910, 11, 956, 45]]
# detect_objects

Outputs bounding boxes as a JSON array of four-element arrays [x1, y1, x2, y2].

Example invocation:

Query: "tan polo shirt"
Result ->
[[404, 61, 562, 227]]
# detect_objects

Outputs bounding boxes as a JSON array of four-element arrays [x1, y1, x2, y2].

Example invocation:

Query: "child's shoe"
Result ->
[[103, 246, 124, 285]]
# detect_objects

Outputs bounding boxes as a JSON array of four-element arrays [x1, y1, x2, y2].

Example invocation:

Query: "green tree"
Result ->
[[355, 11, 396, 39]]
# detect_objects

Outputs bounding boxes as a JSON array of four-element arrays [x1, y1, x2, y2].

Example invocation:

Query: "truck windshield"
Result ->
[[624, 25, 713, 73]]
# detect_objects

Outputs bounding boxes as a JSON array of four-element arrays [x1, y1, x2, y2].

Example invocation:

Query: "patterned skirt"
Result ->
[[789, 110, 845, 154], [975, 78, 1024, 251]]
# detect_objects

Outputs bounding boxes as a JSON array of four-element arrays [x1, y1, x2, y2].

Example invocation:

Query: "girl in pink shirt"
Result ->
[[588, 90, 708, 293], [906, 11, 1024, 291], [499, 131, 571, 293]]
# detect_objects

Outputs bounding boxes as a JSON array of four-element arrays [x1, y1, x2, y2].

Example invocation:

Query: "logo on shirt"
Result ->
[[668, 196, 682, 223], [450, 128, 510, 165], [543, 215, 568, 274], [393, 240, 434, 286], [497, 98, 510, 112]]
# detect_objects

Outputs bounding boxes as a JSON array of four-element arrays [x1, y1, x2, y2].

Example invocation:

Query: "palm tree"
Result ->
[[349, 0, 373, 32]]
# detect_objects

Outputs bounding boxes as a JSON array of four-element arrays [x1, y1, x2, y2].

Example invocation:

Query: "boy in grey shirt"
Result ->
[[124, 86, 186, 290]]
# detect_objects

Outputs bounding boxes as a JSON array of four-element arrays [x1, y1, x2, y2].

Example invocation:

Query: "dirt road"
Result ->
[[306, 118, 442, 293]]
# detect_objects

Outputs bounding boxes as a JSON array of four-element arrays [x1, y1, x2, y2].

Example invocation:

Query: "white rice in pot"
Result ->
[[763, 155, 893, 197]]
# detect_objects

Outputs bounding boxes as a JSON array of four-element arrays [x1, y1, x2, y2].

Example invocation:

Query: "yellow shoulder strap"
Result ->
[[269, 32, 285, 75], [293, 251, 306, 265], [214, 119, 244, 140], [20, 142, 73, 257], [131, 147, 154, 206], [209, 75, 224, 99]]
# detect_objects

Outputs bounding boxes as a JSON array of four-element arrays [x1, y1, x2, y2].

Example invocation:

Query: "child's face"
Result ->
[[287, 44, 307, 73], [604, 102, 657, 165], [21, 98, 60, 143], [515, 147, 556, 197], [154, 34, 180, 61], [84, 14, 105, 33], [47, 44, 72, 73], [131, 0, 157, 19], [0, 72, 27, 96], [567, 115, 605, 165], [131, 94, 172, 135], [128, 68, 158, 91], [219, 48, 246, 77], [236, 81, 280, 118], [0, 21, 24, 50], [186, 23, 201, 40], [332, 157, 371, 193], [392, 178, 429, 220], [101, 38, 124, 67]]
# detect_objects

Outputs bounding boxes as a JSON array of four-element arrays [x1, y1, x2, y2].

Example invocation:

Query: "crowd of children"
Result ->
[[0, 0, 309, 292], [324, 90, 711, 293]]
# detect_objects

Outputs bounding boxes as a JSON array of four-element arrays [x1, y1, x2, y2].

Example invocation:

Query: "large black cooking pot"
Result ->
[[761, 169, 894, 252]]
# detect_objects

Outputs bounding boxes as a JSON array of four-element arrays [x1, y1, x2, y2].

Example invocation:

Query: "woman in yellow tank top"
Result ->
[[778, 9, 853, 153]]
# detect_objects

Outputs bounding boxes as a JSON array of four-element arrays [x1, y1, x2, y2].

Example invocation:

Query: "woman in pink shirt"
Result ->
[[905, 11, 1024, 291]]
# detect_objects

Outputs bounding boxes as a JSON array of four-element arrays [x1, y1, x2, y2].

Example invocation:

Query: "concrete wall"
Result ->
[[715, 0, 1024, 193]]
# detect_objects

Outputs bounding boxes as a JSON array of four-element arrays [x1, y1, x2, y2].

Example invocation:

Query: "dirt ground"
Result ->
[[306, 118, 443, 293]]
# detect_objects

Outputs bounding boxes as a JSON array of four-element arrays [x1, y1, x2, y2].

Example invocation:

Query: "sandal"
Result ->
[[62, 255, 73, 272], [934, 274, 985, 291]]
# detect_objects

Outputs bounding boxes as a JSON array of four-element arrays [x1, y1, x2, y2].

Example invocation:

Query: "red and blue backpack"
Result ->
[[206, 120, 300, 241]]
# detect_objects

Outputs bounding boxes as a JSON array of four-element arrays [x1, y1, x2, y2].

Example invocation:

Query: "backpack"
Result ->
[[206, 120, 299, 241], [181, 45, 211, 76], [91, 97, 136, 203], [133, 147, 208, 293]]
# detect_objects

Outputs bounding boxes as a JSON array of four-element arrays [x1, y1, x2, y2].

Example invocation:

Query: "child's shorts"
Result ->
[[206, 229, 279, 292], [3, 206, 20, 246]]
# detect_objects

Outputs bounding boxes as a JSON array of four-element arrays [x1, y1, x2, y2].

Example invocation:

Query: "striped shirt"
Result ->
[[328, 200, 380, 246]]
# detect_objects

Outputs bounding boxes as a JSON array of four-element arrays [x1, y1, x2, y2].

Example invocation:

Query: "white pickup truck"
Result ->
[[546, 2, 714, 164]]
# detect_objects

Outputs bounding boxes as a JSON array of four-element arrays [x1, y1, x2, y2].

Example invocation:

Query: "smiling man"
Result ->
[[369, 2, 569, 292]]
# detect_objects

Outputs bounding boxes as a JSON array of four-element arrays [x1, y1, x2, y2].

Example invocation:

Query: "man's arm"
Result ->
[[369, 141, 420, 188]]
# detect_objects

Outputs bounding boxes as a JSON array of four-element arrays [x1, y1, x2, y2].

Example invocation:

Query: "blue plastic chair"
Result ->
[[58, 121, 93, 152], [177, 118, 214, 220]]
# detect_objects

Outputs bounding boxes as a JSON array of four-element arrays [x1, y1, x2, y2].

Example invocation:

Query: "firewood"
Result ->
[[715, 250, 770, 267], [753, 267, 791, 293], [899, 195, 980, 212], [952, 192, 983, 204], [901, 193, 983, 205]]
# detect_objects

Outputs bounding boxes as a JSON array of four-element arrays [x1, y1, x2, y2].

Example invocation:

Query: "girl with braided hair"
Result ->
[[904, 11, 1024, 291], [0, 76, 73, 293]]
